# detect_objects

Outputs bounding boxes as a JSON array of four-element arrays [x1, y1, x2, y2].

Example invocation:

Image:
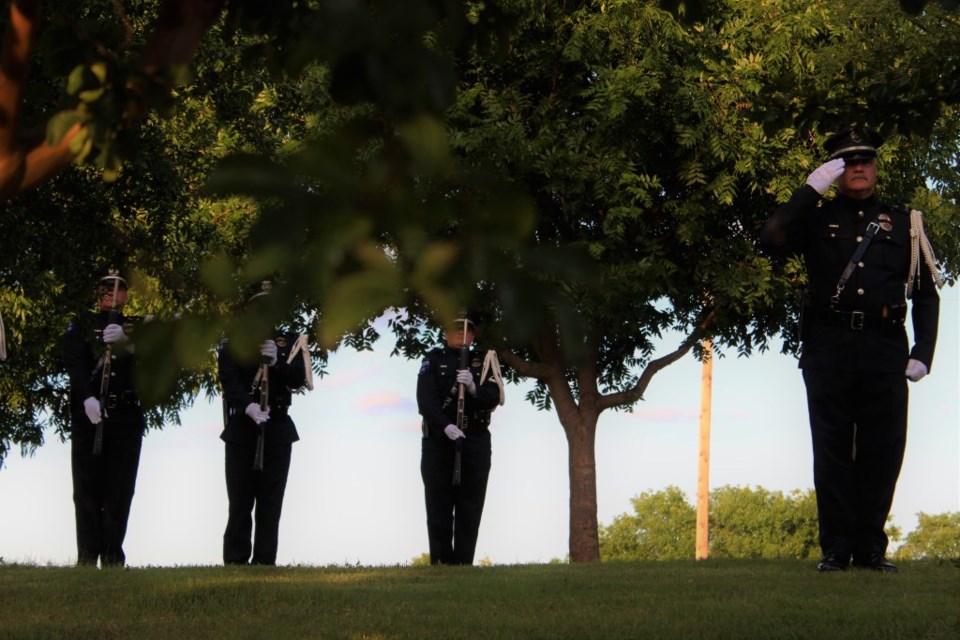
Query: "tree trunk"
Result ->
[[561, 406, 600, 562]]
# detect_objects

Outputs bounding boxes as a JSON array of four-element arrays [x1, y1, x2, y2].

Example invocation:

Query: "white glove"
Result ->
[[456, 369, 477, 396], [245, 402, 270, 425], [102, 323, 127, 344], [805, 158, 845, 195], [83, 396, 102, 424], [905, 358, 928, 382], [260, 340, 278, 367], [443, 424, 465, 441]]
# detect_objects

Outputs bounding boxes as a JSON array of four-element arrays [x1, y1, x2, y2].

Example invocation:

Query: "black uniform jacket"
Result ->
[[760, 185, 939, 373], [218, 331, 306, 446], [417, 346, 502, 438], [61, 310, 144, 433]]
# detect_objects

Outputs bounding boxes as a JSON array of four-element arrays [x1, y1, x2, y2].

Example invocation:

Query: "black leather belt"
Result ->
[[814, 306, 907, 331], [106, 391, 140, 408]]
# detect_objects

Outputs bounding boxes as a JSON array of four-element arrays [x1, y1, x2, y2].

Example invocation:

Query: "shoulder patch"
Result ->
[[418, 358, 431, 376]]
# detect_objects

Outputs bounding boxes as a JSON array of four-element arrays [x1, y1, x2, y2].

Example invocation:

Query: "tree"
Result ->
[[894, 512, 960, 560], [0, 0, 224, 197], [600, 486, 898, 561], [387, 0, 960, 562], [599, 486, 696, 561], [708, 486, 820, 560], [0, 1, 319, 461]]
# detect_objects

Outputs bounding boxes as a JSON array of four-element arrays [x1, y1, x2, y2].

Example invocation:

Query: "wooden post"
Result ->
[[695, 339, 713, 560]]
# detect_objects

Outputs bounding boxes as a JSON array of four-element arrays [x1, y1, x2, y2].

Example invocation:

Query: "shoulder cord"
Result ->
[[907, 210, 944, 298], [479, 349, 506, 406], [286, 333, 314, 391]]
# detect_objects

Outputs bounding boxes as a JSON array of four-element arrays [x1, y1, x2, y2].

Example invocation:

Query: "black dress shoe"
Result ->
[[852, 553, 898, 572], [817, 553, 849, 572]]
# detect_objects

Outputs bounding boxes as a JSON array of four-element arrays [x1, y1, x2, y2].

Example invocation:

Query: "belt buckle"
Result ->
[[850, 311, 865, 330]]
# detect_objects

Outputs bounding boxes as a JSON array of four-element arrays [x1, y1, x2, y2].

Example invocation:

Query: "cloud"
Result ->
[[358, 391, 417, 415]]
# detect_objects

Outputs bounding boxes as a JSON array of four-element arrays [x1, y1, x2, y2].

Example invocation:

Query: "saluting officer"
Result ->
[[417, 313, 505, 565], [760, 125, 941, 572], [61, 269, 146, 567], [217, 281, 311, 565]]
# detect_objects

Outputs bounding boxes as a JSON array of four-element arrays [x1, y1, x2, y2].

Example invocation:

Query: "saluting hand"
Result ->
[[456, 369, 477, 396], [805, 158, 845, 195]]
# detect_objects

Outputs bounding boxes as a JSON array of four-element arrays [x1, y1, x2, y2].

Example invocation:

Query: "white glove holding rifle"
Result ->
[[260, 340, 278, 367], [444, 424, 465, 441], [83, 396, 102, 424], [805, 158, 845, 195], [456, 369, 476, 396], [102, 323, 127, 344], [245, 403, 270, 425]]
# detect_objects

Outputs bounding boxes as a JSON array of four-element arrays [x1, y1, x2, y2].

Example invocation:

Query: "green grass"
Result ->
[[0, 560, 956, 639]]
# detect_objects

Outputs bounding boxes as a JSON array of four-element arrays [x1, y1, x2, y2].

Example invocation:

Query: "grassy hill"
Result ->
[[1, 560, 956, 639]]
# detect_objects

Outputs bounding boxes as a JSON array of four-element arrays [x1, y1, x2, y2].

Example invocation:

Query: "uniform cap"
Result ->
[[451, 309, 480, 330], [824, 126, 883, 161], [97, 268, 127, 289]]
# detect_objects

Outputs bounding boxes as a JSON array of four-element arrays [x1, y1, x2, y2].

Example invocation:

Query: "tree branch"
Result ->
[[139, 0, 226, 72], [0, 0, 228, 199], [0, 0, 41, 195], [598, 307, 717, 411]]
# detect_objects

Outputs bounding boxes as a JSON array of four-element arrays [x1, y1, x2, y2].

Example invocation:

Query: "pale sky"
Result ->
[[1, 289, 956, 567]]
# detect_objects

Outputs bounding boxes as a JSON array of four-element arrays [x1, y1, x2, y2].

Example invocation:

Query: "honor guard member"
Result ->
[[61, 269, 146, 567], [217, 281, 312, 565], [417, 312, 505, 565], [760, 125, 942, 573]]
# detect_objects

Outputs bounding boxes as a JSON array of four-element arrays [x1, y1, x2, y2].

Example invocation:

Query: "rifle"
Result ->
[[253, 357, 269, 471], [452, 319, 469, 486], [92, 277, 121, 456]]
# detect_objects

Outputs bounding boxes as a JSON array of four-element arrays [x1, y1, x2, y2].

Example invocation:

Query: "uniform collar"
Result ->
[[834, 192, 878, 211]]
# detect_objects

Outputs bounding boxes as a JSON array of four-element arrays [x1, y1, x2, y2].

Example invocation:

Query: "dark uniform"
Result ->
[[218, 330, 306, 565], [62, 309, 145, 567], [417, 346, 502, 565], [760, 127, 940, 569]]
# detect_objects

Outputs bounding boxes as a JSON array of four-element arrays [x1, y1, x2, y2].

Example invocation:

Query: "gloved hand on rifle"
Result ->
[[805, 158, 845, 195], [102, 323, 128, 344], [444, 424, 465, 440], [905, 358, 928, 382], [456, 369, 476, 396], [245, 402, 270, 425], [260, 340, 278, 367], [83, 396, 102, 424]]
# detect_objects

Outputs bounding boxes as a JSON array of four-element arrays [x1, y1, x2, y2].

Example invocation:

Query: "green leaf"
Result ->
[[45, 110, 83, 145]]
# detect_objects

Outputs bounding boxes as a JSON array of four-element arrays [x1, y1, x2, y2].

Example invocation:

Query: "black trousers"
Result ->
[[70, 416, 144, 567], [223, 441, 292, 565], [802, 370, 908, 560], [420, 431, 491, 565]]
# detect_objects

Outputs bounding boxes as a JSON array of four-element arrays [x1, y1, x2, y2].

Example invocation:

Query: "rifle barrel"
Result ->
[[253, 361, 269, 471], [452, 346, 469, 486]]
